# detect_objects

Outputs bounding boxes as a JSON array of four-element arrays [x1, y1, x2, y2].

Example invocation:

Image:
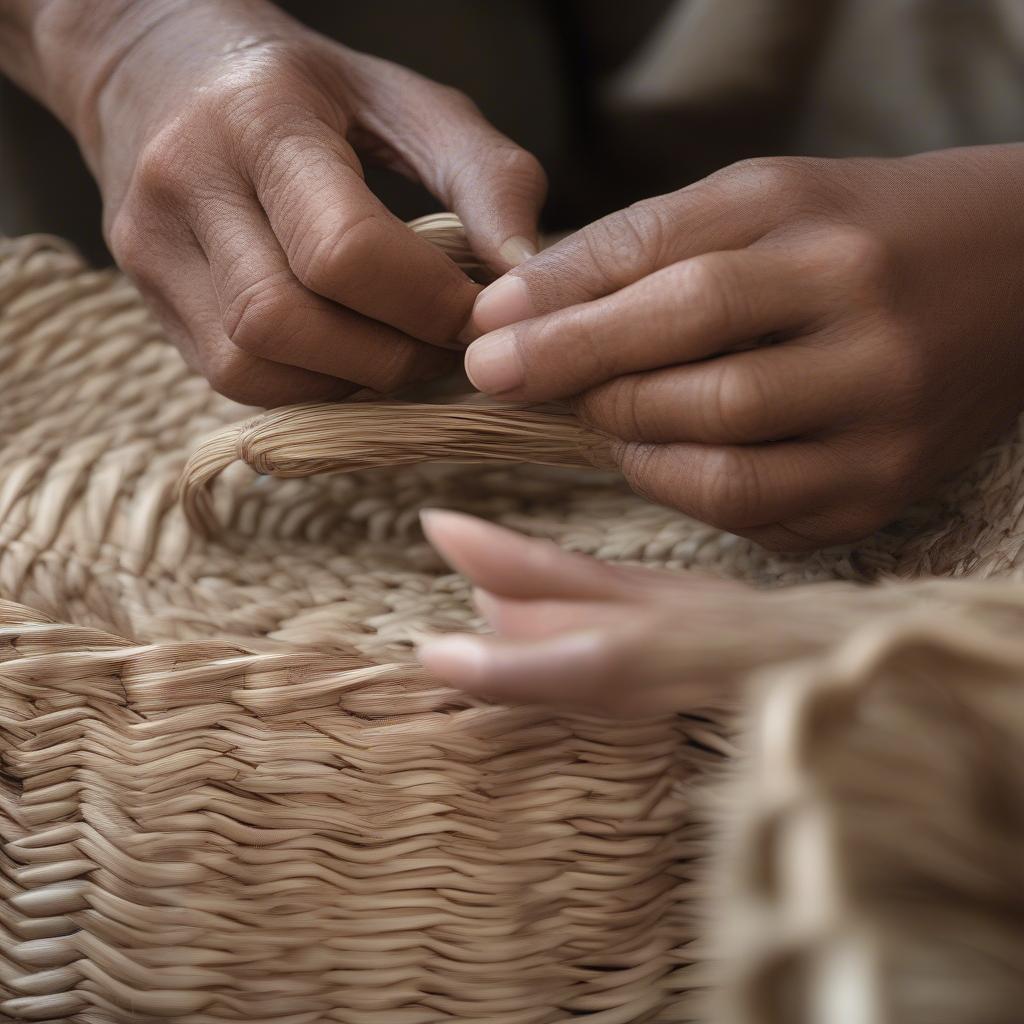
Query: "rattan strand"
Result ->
[[0, 226, 726, 1023], [2, 218, 1024, 1023]]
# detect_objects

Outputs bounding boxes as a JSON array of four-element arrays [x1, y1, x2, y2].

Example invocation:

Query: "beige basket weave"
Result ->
[[1, 221, 1023, 1023]]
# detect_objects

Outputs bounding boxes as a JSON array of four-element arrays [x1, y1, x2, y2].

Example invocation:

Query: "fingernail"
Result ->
[[465, 330, 523, 395], [472, 275, 533, 334], [418, 634, 489, 684], [498, 235, 537, 268], [419, 507, 471, 540]]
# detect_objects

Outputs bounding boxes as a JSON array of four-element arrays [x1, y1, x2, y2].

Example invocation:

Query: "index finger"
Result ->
[[251, 126, 480, 346], [470, 159, 797, 334]]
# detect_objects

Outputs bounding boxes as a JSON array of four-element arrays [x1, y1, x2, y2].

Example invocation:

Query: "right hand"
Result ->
[[62, 0, 548, 405]]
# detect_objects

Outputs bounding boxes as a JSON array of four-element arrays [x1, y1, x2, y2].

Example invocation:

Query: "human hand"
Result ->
[[416, 510, 860, 713], [32, 0, 546, 405], [464, 148, 1024, 549]]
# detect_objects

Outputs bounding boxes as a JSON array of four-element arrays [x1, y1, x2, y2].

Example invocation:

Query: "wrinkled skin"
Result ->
[[466, 147, 1024, 550], [16, 0, 547, 406]]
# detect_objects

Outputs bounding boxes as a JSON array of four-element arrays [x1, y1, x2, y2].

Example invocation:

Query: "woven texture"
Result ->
[[0, 233, 735, 1023], [1, 227, 1023, 1023]]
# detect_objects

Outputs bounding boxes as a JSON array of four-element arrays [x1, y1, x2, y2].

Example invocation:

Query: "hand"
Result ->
[[463, 148, 1024, 549], [416, 510, 861, 713], [26, 0, 546, 405]]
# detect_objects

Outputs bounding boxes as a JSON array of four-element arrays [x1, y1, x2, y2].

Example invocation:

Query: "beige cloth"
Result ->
[[606, 0, 1024, 185]]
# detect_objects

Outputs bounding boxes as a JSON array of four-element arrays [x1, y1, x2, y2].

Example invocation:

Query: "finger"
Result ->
[[474, 589, 636, 639], [465, 247, 818, 400], [613, 440, 859, 536], [418, 626, 724, 713], [417, 629, 630, 708], [121, 234, 349, 407], [246, 118, 479, 344], [470, 160, 794, 332], [573, 340, 864, 445], [420, 509, 688, 601], [344, 55, 548, 272], [195, 195, 456, 391]]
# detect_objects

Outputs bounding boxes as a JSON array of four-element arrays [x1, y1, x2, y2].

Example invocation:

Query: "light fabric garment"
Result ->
[[610, 0, 1024, 155]]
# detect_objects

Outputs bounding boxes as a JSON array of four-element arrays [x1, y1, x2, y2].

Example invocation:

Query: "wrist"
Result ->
[[26, 0, 194, 167]]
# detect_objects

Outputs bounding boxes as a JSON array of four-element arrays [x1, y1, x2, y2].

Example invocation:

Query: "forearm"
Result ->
[[0, 0, 186, 159]]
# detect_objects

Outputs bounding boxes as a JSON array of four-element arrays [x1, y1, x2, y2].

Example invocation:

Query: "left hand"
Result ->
[[416, 510, 852, 713], [463, 147, 1024, 550]]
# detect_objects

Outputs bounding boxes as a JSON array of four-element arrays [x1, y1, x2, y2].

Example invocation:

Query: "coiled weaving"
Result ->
[[1, 218, 1024, 1023]]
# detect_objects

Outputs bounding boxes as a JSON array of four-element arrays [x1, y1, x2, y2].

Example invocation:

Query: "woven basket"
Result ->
[[1, 222, 1023, 1023]]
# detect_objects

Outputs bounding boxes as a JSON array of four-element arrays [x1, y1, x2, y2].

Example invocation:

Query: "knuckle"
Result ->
[[490, 143, 548, 194], [290, 211, 381, 294], [431, 80, 480, 115], [675, 253, 745, 332], [616, 443, 662, 503], [132, 126, 188, 201], [704, 364, 769, 442], [222, 274, 294, 357], [578, 203, 664, 287], [699, 448, 766, 530], [107, 208, 149, 277], [203, 349, 268, 406], [715, 156, 811, 201], [820, 225, 895, 299], [573, 377, 646, 439], [203, 347, 309, 408]]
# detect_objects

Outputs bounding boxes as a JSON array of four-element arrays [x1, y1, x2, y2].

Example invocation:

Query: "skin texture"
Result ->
[[465, 146, 1024, 550], [1, 0, 547, 406], [416, 509, 902, 713]]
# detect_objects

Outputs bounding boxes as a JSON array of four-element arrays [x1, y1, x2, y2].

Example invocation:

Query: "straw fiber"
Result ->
[[1, 216, 1023, 1023]]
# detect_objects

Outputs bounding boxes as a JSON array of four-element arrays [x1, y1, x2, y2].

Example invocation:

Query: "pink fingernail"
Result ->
[[498, 235, 537, 268], [418, 635, 490, 684], [471, 275, 533, 334], [464, 331, 523, 395]]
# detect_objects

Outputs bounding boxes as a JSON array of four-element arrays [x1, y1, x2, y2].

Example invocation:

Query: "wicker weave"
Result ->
[[1, 221, 1023, 1023]]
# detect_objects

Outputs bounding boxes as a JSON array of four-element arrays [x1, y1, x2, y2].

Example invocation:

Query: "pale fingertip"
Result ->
[[419, 509, 507, 571], [471, 274, 533, 334], [417, 634, 491, 686], [419, 507, 485, 541], [498, 235, 538, 269], [464, 331, 523, 395]]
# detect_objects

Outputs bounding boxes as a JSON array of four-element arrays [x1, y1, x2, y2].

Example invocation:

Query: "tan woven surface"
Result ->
[[0, 233, 735, 1023], [1, 225, 1023, 1022]]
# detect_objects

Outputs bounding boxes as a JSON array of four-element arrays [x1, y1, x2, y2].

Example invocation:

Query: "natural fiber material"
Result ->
[[181, 402, 614, 535], [715, 580, 1024, 1024], [2, 222, 1024, 1022], [0, 230, 731, 1022]]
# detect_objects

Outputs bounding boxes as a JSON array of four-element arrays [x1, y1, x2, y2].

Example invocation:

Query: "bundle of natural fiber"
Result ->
[[180, 402, 614, 535], [713, 579, 1024, 1024], [1, 219, 1023, 1023]]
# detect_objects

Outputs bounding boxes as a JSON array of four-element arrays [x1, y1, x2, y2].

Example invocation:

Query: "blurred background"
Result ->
[[2, 0, 1022, 266]]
